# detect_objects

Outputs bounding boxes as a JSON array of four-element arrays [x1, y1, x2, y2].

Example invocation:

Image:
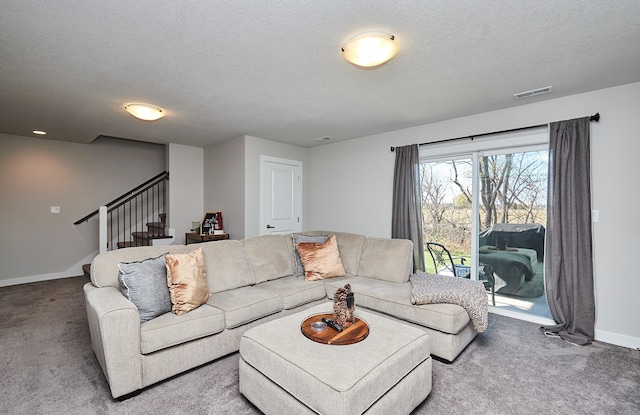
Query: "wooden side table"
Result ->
[[185, 232, 230, 245]]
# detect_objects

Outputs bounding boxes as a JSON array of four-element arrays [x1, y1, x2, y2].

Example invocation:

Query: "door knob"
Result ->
[[266, 225, 275, 229]]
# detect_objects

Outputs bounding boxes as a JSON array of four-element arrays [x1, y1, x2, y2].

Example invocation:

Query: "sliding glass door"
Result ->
[[420, 157, 473, 273], [421, 142, 552, 320]]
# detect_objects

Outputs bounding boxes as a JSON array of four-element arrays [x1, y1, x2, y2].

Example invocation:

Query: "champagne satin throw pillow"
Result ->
[[165, 248, 211, 315], [295, 235, 346, 281], [292, 233, 329, 277]]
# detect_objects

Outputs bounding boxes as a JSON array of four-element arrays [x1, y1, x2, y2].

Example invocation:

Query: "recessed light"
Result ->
[[32, 130, 47, 135]]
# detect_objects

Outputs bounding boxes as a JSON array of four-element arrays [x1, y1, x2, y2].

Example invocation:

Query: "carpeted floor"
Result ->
[[1, 276, 638, 414]]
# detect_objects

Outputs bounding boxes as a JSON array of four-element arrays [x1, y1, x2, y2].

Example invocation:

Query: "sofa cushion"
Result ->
[[358, 237, 413, 283], [322, 276, 354, 299], [332, 232, 366, 276], [291, 233, 329, 277], [166, 248, 211, 315], [296, 235, 346, 281], [92, 245, 191, 288], [208, 286, 283, 329], [254, 276, 327, 310], [200, 240, 256, 293], [117, 254, 172, 323], [243, 235, 295, 283], [140, 304, 226, 354], [325, 276, 470, 335]]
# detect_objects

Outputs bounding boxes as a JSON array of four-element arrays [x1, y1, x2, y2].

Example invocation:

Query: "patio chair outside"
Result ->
[[426, 241, 496, 305]]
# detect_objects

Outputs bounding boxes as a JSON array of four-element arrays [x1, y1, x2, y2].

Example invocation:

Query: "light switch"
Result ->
[[592, 210, 599, 222], [50, 206, 61, 214]]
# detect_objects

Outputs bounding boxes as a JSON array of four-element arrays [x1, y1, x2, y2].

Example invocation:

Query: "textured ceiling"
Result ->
[[1, 1, 639, 148]]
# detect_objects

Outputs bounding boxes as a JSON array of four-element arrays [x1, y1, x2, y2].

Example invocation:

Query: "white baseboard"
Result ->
[[595, 329, 640, 350], [490, 308, 640, 350], [0, 251, 98, 287]]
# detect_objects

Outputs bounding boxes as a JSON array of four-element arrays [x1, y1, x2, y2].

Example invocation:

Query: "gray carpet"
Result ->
[[1, 276, 638, 415]]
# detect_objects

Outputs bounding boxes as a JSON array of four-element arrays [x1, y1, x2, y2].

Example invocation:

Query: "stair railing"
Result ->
[[74, 171, 169, 253]]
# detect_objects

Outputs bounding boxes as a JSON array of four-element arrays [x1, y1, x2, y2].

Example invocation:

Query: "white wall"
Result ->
[[244, 135, 308, 238], [305, 137, 394, 237], [0, 135, 166, 285], [167, 143, 204, 244], [307, 82, 640, 348]]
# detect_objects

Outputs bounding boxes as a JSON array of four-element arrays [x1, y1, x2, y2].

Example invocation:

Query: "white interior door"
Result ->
[[260, 156, 302, 235]]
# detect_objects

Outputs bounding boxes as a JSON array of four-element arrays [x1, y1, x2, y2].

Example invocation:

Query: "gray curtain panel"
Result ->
[[392, 144, 425, 272], [542, 117, 595, 345]]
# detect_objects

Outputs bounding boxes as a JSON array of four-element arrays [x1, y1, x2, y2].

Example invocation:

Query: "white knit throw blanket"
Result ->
[[410, 271, 488, 332]]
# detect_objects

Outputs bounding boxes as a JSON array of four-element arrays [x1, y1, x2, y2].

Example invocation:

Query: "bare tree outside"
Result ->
[[421, 150, 547, 257]]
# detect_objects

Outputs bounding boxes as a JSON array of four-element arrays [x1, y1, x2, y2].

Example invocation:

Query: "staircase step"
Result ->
[[132, 231, 172, 241], [116, 232, 172, 249], [117, 240, 145, 249], [82, 264, 91, 278], [146, 222, 166, 236]]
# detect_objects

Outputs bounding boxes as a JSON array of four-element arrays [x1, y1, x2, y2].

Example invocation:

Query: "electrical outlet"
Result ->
[[50, 206, 61, 214]]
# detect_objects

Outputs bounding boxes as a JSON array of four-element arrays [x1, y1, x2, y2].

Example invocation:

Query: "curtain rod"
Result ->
[[390, 112, 600, 152]]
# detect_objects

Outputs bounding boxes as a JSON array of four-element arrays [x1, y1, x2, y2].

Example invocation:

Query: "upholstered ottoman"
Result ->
[[239, 303, 431, 415]]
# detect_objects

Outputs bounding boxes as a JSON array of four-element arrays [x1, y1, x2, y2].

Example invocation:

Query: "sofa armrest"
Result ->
[[83, 283, 143, 398]]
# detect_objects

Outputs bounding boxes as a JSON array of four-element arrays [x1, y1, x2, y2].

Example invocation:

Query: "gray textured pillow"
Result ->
[[118, 254, 171, 323], [292, 233, 329, 277]]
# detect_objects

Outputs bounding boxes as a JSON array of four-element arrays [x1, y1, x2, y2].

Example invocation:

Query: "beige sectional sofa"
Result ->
[[84, 231, 479, 399]]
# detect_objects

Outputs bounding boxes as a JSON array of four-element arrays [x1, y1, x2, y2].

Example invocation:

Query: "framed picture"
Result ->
[[201, 212, 223, 234]]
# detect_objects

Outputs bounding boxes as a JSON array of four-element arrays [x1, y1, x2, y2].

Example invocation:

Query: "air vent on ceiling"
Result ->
[[513, 86, 553, 100], [313, 136, 333, 142]]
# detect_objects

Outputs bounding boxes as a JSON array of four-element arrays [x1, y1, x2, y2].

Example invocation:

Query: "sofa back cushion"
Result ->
[[200, 240, 256, 293], [243, 235, 295, 283], [358, 237, 414, 283], [91, 245, 191, 288]]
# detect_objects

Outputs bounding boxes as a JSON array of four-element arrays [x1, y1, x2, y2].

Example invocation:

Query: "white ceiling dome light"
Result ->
[[124, 103, 166, 121], [341, 32, 399, 68]]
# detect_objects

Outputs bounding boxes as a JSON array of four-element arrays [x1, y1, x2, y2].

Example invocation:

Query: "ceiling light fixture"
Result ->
[[341, 32, 399, 68], [32, 130, 47, 135], [124, 103, 166, 121]]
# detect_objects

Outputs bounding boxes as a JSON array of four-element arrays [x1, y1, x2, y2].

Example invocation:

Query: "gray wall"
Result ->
[[306, 82, 640, 348], [204, 136, 246, 239], [167, 143, 204, 244], [0, 135, 166, 284], [203, 135, 308, 240]]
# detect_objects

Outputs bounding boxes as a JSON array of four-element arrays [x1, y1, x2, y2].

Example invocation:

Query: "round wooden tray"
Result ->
[[301, 313, 369, 345]]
